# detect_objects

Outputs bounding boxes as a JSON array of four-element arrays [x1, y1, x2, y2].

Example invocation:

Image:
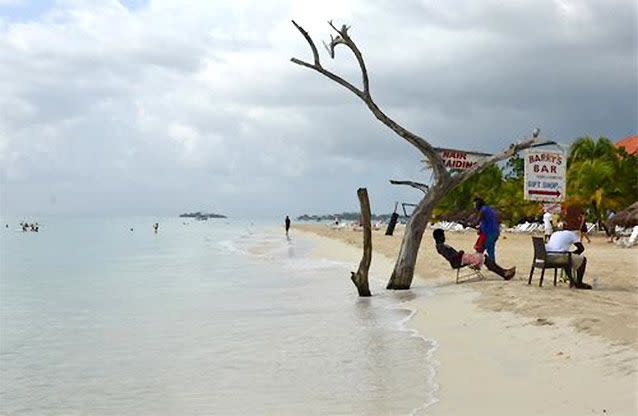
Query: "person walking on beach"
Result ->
[[473, 197, 500, 261], [153, 223, 159, 234], [433, 229, 515, 280], [285, 215, 291, 238], [543, 208, 554, 243]]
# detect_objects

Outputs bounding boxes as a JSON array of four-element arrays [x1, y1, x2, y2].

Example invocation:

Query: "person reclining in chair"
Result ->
[[545, 229, 591, 289], [433, 229, 516, 280]]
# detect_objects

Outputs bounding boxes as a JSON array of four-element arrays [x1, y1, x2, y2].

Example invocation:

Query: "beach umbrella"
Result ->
[[608, 202, 638, 228]]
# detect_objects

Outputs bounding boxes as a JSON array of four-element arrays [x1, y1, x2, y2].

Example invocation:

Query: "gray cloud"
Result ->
[[1, 0, 636, 218]]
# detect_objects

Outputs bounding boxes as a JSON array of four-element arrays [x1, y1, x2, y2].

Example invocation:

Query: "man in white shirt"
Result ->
[[545, 230, 591, 289], [542, 210, 553, 242]]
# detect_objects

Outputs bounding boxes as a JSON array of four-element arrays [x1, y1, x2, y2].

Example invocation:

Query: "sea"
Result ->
[[0, 217, 437, 415]]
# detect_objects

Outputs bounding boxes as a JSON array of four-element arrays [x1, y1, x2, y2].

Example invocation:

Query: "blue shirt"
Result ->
[[479, 205, 499, 235]]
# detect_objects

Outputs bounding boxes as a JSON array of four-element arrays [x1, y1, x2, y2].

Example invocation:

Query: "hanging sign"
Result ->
[[524, 149, 566, 202], [435, 148, 491, 171]]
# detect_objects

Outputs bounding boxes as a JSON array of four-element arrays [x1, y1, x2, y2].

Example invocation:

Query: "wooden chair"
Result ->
[[528, 236, 571, 287], [456, 263, 485, 284]]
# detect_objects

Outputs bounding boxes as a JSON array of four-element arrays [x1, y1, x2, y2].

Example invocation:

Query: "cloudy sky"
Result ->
[[1, 0, 636, 218]]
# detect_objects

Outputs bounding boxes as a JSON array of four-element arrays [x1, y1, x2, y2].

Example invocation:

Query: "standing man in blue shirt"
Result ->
[[473, 197, 500, 261]]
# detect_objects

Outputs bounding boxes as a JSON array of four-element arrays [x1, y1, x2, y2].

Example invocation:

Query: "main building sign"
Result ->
[[524, 149, 566, 202]]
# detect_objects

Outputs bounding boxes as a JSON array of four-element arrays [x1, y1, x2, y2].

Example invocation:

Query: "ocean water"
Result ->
[[0, 218, 436, 415]]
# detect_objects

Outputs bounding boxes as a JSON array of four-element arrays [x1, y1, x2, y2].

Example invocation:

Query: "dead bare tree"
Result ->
[[350, 188, 372, 297], [291, 21, 545, 289]]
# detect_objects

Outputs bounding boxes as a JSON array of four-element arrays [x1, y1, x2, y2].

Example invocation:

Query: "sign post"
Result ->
[[524, 149, 566, 202]]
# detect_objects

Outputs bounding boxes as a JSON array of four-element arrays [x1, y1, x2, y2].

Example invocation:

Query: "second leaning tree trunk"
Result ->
[[351, 188, 372, 296]]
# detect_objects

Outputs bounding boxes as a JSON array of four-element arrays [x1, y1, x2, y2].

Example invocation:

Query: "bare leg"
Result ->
[[575, 257, 590, 288], [484, 256, 516, 280], [565, 266, 576, 287]]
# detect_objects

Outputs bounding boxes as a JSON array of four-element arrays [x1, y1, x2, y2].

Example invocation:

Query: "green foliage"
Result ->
[[567, 136, 638, 220], [504, 154, 524, 179], [434, 164, 502, 214], [567, 136, 617, 166], [433, 136, 638, 225]]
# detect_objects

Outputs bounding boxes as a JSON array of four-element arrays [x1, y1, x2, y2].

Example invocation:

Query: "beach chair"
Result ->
[[455, 263, 485, 284], [516, 223, 530, 233], [616, 225, 638, 248], [528, 237, 571, 287]]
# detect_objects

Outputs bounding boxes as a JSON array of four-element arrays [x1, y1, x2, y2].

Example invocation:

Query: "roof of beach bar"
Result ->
[[615, 135, 638, 155]]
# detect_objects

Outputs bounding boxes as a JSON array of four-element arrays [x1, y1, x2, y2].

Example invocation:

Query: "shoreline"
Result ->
[[295, 225, 638, 415]]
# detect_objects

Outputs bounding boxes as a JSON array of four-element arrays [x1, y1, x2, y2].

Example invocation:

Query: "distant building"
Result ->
[[616, 135, 638, 155]]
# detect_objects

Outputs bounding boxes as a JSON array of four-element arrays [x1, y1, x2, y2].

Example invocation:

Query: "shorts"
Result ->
[[462, 252, 485, 268], [546, 253, 585, 271], [474, 232, 486, 252]]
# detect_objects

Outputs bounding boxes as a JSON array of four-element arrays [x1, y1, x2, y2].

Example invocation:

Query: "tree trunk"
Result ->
[[386, 185, 445, 290], [351, 188, 372, 296]]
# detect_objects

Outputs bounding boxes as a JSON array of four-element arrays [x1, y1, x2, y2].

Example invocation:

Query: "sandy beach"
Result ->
[[297, 224, 638, 415]]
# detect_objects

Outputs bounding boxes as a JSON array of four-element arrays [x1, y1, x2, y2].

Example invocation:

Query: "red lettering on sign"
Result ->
[[528, 153, 563, 165], [443, 151, 468, 160]]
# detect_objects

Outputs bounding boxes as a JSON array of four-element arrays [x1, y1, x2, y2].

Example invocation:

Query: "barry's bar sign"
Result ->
[[436, 148, 491, 171], [524, 149, 566, 202]]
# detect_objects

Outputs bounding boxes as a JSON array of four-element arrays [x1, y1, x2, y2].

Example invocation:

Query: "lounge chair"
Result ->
[[616, 225, 638, 248]]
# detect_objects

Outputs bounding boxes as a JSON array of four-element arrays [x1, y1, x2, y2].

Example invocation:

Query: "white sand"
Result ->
[[298, 228, 638, 415]]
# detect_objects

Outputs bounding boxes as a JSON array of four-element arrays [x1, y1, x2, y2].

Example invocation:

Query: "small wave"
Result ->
[[283, 257, 350, 272], [217, 239, 249, 255], [387, 290, 440, 415]]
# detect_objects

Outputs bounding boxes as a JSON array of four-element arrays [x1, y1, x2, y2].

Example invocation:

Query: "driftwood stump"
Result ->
[[351, 188, 372, 297]]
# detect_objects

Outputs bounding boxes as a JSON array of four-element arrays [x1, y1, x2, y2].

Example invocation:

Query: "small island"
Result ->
[[297, 212, 393, 222], [179, 211, 227, 220]]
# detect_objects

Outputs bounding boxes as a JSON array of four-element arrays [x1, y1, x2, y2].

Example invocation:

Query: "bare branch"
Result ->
[[326, 20, 369, 96], [290, 58, 365, 99], [450, 135, 544, 187], [290, 20, 450, 183], [291, 20, 320, 67], [322, 38, 334, 58], [390, 179, 430, 193]]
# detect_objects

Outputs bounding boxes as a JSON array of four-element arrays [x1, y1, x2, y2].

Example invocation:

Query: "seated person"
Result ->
[[545, 230, 591, 289], [433, 229, 516, 280]]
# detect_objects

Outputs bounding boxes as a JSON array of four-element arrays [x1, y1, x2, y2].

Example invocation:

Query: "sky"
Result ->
[[1, 0, 636, 218]]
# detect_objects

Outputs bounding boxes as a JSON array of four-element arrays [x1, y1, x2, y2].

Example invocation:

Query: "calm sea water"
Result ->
[[0, 217, 436, 415]]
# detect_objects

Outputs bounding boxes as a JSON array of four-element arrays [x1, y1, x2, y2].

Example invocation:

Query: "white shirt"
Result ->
[[546, 230, 580, 252], [543, 212, 553, 234]]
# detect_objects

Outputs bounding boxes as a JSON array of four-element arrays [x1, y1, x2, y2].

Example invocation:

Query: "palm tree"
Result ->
[[613, 149, 638, 208], [434, 165, 502, 216], [566, 136, 633, 225], [568, 136, 617, 166], [567, 159, 616, 216]]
